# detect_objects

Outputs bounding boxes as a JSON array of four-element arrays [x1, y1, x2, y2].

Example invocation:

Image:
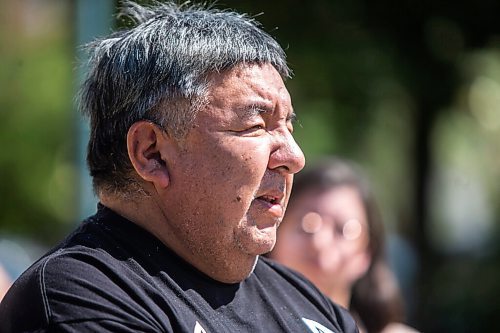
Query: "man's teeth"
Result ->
[[259, 195, 276, 204]]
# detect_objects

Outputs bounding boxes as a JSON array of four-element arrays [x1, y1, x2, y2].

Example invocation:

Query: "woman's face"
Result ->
[[271, 185, 371, 294]]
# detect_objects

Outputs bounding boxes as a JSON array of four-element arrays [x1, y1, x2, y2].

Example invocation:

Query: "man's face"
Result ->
[[162, 63, 305, 282]]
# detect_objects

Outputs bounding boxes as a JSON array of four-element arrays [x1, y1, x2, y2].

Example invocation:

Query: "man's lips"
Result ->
[[257, 194, 280, 205], [253, 192, 285, 217]]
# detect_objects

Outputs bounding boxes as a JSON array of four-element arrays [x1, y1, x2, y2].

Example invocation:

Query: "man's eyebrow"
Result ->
[[240, 103, 296, 121], [244, 103, 273, 116]]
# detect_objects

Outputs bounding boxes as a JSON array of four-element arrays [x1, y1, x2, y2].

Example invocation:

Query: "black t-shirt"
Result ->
[[0, 205, 359, 333]]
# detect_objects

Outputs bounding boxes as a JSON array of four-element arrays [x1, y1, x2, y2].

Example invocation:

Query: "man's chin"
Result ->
[[252, 236, 277, 256], [237, 230, 276, 256], [255, 226, 278, 250]]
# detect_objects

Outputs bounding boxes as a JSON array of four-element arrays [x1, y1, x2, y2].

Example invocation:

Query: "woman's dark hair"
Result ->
[[351, 260, 405, 332]]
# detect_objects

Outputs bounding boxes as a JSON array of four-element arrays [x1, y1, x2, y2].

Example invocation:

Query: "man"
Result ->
[[0, 2, 358, 332]]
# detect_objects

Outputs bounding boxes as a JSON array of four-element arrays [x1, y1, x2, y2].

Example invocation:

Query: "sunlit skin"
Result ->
[[271, 186, 371, 307], [102, 63, 305, 283], [0, 265, 12, 302]]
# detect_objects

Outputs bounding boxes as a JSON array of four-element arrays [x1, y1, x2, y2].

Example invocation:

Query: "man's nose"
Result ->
[[268, 129, 306, 174]]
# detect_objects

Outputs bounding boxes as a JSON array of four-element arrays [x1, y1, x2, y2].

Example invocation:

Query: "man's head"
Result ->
[[80, 1, 305, 283], [80, 1, 290, 198]]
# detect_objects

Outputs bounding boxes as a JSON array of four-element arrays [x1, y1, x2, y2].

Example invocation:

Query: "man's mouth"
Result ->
[[253, 193, 284, 218], [257, 195, 279, 205]]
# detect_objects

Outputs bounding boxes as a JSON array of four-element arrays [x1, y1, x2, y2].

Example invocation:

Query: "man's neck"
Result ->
[[99, 192, 163, 239], [99, 192, 257, 284]]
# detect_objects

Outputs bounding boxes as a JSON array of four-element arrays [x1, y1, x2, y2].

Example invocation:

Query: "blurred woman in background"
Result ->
[[269, 157, 418, 333]]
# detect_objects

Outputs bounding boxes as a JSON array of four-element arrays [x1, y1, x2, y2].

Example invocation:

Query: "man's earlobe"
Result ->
[[127, 121, 170, 189]]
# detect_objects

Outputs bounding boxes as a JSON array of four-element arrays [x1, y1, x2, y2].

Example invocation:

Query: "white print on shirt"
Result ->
[[302, 317, 336, 333], [194, 321, 207, 333]]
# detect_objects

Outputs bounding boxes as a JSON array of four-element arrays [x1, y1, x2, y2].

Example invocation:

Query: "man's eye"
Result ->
[[239, 124, 265, 133], [250, 125, 265, 131], [230, 125, 265, 135], [287, 113, 298, 133]]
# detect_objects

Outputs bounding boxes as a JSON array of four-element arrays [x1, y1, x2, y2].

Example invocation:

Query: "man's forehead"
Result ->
[[208, 63, 285, 89], [206, 64, 292, 111]]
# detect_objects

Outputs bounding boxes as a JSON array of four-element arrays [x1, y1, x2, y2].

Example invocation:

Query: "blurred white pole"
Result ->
[[75, 0, 114, 220]]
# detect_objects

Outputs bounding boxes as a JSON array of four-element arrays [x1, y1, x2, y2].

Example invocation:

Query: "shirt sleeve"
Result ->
[[0, 250, 169, 333], [0, 260, 50, 332]]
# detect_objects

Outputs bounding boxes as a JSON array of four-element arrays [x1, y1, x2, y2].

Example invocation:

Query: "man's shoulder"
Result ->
[[0, 246, 114, 305], [0, 253, 50, 331], [255, 257, 359, 333], [0, 210, 148, 332], [256, 256, 327, 296], [0, 248, 94, 332], [0, 243, 156, 332]]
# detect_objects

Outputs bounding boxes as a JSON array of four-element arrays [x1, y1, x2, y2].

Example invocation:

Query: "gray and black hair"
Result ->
[[79, 0, 290, 197]]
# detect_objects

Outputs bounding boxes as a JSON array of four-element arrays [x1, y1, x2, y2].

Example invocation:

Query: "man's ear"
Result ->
[[127, 121, 170, 189]]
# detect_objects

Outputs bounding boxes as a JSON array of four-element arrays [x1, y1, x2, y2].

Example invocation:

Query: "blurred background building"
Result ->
[[1, 0, 500, 331]]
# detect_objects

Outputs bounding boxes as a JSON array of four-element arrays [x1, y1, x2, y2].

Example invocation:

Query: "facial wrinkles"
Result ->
[[220, 64, 291, 117], [252, 80, 293, 127], [234, 135, 295, 254], [168, 64, 298, 275], [236, 72, 293, 246]]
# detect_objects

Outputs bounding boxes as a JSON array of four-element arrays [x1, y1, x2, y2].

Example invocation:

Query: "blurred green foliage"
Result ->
[[0, 1, 76, 244]]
